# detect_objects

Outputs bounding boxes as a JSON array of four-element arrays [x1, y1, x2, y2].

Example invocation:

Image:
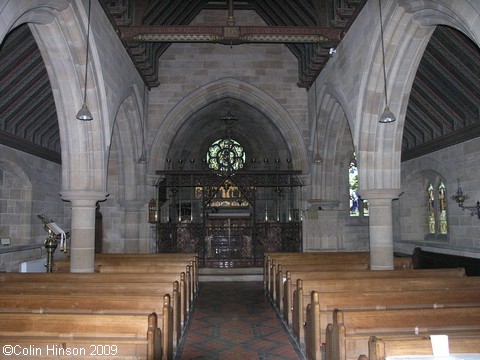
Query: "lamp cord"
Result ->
[[141, 84, 146, 151], [314, 83, 318, 154], [379, 0, 389, 107], [82, 0, 92, 104]]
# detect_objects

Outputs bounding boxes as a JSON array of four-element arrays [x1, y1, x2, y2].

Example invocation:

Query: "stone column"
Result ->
[[60, 190, 108, 272], [119, 200, 146, 253], [360, 189, 400, 270]]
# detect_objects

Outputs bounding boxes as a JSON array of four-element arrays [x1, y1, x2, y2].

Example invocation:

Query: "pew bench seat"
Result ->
[[278, 267, 465, 318], [326, 307, 480, 360], [302, 287, 480, 356], [0, 312, 162, 359], [0, 284, 176, 359], [368, 334, 480, 360], [284, 276, 480, 328]]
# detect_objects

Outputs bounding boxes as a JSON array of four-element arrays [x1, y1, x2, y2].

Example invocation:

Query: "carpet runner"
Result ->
[[175, 281, 305, 360]]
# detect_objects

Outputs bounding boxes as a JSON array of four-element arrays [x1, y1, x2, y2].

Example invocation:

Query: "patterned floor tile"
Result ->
[[175, 282, 305, 360]]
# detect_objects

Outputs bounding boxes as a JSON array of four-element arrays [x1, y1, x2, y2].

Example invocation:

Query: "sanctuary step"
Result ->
[[199, 267, 263, 282]]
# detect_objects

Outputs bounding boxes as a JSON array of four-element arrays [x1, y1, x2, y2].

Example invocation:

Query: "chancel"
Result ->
[[1, 0, 480, 359]]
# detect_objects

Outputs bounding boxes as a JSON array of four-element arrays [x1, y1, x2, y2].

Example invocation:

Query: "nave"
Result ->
[[175, 281, 304, 360]]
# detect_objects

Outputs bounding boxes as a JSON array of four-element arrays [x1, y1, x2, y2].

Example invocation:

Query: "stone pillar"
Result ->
[[119, 200, 146, 253], [360, 189, 400, 270], [60, 190, 108, 272]]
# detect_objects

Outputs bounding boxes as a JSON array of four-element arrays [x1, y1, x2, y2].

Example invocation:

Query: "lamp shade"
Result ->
[[138, 152, 147, 164], [76, 102, 93, 121], [379, 105, 396, 123]]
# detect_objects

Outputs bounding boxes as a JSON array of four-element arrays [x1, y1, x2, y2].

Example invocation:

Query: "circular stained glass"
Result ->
[[207, 138, 245, 172]]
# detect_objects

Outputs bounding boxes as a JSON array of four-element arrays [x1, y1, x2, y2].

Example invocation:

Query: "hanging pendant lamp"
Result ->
[[137, 85, 148, 164], [313, 84, 323, 164], [378, 0, 396, 123], [76, 0, 93, 121]]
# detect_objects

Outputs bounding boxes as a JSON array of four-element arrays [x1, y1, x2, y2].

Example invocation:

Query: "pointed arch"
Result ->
[[1, 1, 107, 193], [311, 82, 354, 205], [357, 0, 480, 192], [150, 78, 309, 173], [107, 87, 147, 202]]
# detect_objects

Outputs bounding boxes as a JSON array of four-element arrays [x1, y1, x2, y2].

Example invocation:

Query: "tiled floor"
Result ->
[[175, 281, 305, 360]]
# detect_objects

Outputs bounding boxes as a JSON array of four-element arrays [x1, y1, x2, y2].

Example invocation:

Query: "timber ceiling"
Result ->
[[0, 0, 479, 165]]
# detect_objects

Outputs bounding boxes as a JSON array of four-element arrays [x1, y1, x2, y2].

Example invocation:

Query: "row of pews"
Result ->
[[0, 252, 199, 359], [264, 251, 480, 360]]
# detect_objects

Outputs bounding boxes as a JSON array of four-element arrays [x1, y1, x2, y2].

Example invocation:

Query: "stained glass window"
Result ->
[[427, 183, 435, 234], [438, 182, 448, 234], [426, 181, 448, 236], [206, 138, 245, 172], [349, 153, 368, 217]]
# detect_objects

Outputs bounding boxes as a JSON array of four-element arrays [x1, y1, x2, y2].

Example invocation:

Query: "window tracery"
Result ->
[[426, 181, 448, 238], [206, 138, 245, 173]]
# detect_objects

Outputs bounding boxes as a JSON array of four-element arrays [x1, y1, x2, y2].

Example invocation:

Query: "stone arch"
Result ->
[[107, 86, 147, 203], [312, 82, 354, 206], [357, 0, 480, 192], [150, 78, 309, 173], [1, 1, 110, 196], [400, 0, 480, 43]]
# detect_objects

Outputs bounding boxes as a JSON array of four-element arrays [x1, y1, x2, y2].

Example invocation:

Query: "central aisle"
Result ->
[[175, 281, 305, 360]]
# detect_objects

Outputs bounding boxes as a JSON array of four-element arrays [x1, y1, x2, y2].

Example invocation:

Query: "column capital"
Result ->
[[359, 188, 401, 200], [118, 200, 147, 211], [59, 190, 109, 205]]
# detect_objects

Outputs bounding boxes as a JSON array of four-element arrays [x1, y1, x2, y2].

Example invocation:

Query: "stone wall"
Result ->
[[149, 9, 308, 156], [397, 137, 480, 258], [0, 144, 68, 270]]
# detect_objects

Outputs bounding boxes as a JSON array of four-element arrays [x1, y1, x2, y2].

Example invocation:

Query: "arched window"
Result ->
[[427, 183, 435, 234], [426, 181, 448, 238], [349, 153, 369, 217], [438, 182, 448, 234]]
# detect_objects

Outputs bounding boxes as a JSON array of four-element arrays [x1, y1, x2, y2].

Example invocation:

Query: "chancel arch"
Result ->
[[150, 78, 309, 174], [150, 79, 307, 266]]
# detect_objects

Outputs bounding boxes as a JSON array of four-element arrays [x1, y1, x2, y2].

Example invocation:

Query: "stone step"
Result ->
[[199, 267, 263, 282]]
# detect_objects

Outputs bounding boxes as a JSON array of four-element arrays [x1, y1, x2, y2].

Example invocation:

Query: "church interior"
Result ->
[[1, 0, 480, 359]]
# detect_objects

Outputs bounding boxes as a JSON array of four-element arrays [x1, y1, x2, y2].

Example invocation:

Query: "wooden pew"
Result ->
[[0, 272, 189, 329], [269, 262, 370, 304], [95, 253, 197, 259], [54, 255, 198, 297], [0, 281, 177, 359], [277, 267, 465, 315], [97, 264, 196, 307], [0, 291, 181, 355], [304, 288, 480, 360], [0, 311, 163, 359], [286, 268, 467, 344], [368, 334, 480, 360], [93, 253, 198, 289], [326, 307, 480, 360], [264, 252, 370, 289], [284, 275, 480, 330], [264, 252, 412, 291]]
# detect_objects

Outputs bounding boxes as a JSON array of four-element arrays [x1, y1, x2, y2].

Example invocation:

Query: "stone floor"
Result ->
[[175, 281, 305, 360]]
